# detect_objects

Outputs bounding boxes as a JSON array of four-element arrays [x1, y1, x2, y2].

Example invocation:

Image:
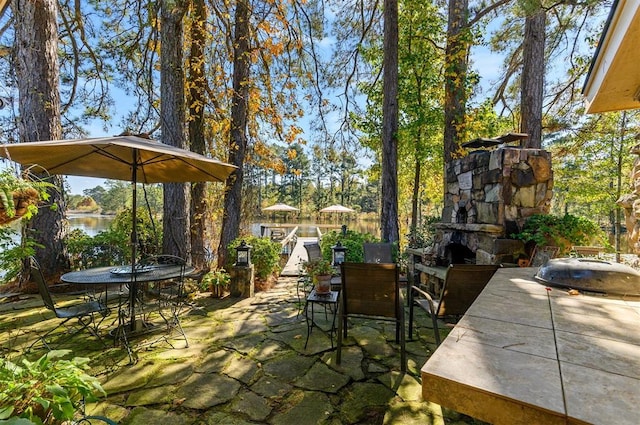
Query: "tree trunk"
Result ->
[[410, 137, 422, 246], [13, 0, 67, 278], [443, 0, 469, 163], [520, 9, 545, 149], [188, 0, 209, 271], [160, 0, 189, 260], [218, 0, 250, 268], [380, 0, 399, 244]]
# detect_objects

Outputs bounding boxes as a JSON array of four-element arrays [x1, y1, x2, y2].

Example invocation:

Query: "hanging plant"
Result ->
[[0, 168, 54, 225]]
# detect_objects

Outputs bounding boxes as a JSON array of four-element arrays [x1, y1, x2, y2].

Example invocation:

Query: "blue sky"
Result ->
[[66, 45, 504, 196]]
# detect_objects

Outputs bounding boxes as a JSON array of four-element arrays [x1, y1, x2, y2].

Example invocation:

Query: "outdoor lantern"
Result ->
[[235, 240, 252, 266], [332, 241, 347, 266]]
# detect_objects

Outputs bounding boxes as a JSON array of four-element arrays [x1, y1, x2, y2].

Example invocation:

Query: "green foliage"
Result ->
[[200, 268, 231, 292], [547, 111, 638, 224], [0, 169, 55, 222], [0, 350, 105, 424], [407, 215, 440, 248], [301, 257, 333, 277], [66, 195, 99, 213], [0, 227, 42, 284], [65, 229, 128, 269], [227, 236, 281, 280], [65, 208, 160, 269], [110, 208, 161, 258], [511, 214, 609, 254], [320, 230, 379, 263]]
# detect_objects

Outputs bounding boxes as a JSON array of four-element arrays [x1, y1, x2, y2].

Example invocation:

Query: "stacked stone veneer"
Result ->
[[617, 143, 640, 255], [430, 147, 553, 265]]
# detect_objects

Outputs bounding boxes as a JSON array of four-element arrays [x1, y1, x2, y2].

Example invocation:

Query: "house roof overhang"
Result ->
[[583, 0, 640, 113]]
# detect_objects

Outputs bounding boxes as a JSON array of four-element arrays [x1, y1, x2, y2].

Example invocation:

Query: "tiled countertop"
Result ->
[[421, 267, 640, 425]]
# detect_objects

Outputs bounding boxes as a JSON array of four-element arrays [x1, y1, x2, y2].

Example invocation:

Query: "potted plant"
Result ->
[[200, 268, 231, 298], [0, 168, 54, 225], [302, 257, 333, 294]]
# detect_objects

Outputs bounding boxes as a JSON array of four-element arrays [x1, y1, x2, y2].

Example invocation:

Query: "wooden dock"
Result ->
[[280, 236, 318, 277]]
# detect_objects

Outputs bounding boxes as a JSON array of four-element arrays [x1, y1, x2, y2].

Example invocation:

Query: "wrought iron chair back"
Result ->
[[29, 256, 109, 349]]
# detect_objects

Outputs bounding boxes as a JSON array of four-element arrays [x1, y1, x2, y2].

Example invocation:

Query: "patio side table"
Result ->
[[304, 289, 339, 349]]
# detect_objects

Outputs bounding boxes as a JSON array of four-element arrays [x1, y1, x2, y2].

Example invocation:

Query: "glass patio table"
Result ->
[[61, 263, 196, 332]]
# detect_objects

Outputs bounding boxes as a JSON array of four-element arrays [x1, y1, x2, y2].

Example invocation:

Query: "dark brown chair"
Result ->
[[363, 242, 394, 264], [408, 263, 500, 345], [337, 262, 406, 372]]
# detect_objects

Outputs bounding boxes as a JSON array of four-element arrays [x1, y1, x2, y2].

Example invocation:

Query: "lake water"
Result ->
[[67, 214, 113, 236], [66, 215, 381, 238], [249, 218, 381, 238]]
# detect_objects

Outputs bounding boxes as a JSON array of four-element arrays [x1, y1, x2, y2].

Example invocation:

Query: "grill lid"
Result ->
[[535, 258, 640, 296]]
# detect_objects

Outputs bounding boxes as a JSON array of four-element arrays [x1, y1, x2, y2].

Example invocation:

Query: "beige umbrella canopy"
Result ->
[[262, 203, 299, 212], [319, 204, 355, 213], [0, 135, 237, 330], [0, 135, 236, 183]]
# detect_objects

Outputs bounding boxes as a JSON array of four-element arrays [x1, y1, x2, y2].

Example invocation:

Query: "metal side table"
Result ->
[[304, 289, 339, 349]]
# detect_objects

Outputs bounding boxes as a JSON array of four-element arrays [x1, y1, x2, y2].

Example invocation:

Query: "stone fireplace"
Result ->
[[429, 143, 553, 265]]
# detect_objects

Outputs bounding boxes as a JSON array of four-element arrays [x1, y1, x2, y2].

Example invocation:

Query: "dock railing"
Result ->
[[280, 226, 299, 257]]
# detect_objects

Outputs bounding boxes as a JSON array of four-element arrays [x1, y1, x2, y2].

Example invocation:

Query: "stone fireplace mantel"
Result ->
[[434, 223, 503, 234]]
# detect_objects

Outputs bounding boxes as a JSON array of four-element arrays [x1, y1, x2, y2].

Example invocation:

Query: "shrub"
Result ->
[[0, 226, 41, 284], [200, 268, 231, 297], [65, 208, 161, 269], [406, 215, 440, 248], [0, 350, 105, 424], [511, 213, 610, 255], [320, 230, 379, 263], [227, 236, 281, 279]]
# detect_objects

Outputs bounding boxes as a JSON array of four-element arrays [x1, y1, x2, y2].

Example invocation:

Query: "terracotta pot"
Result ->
[[314, 274, 332, 294]]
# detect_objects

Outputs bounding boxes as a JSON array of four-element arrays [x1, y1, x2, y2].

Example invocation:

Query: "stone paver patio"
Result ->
[[1, 276, 483, 424]]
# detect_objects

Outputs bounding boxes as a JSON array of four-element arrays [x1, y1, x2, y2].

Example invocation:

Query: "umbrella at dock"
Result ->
[[319, 204, 354, 213], [262, 203, 299, 212]]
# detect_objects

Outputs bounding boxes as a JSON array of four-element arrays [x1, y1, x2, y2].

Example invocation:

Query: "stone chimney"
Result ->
[[430, 143, 553, 265]]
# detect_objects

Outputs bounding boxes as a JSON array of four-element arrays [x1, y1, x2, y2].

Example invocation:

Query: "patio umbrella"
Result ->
[[319, 204, 354, 213], [319, 204, 354, 228], [262, 203, 299, 212], [0, 135, 237, 330]]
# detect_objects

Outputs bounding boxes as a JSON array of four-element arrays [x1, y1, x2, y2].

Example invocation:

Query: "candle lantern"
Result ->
[[332, 241, 347, 266], [235, 240, 252, 266]]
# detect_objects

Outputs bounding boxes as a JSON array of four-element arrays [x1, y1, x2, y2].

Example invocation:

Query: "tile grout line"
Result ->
[[546, 286, 569, 424]]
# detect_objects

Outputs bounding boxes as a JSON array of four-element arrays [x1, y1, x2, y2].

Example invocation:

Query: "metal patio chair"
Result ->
[[337, 262, 406, 372], [363, 242, 394, 264], [408, 263, 500, 345], [30, 257, 110, 350], [138, 254, 189, 348]]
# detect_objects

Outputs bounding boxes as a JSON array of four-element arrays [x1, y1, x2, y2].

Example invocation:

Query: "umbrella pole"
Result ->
[[129, 151, 138, 332]]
